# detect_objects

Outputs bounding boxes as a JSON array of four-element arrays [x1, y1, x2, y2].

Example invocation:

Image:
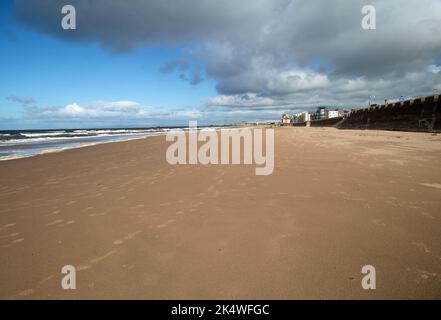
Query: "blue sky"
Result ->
[[0, 1, 217, 129]]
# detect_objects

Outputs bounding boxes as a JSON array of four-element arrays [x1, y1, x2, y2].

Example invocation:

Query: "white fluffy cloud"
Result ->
[[25, 101, 144, 119], [24, 101, 203, 121], [204, 67, 441, 113], [426, 65, 441, 75]]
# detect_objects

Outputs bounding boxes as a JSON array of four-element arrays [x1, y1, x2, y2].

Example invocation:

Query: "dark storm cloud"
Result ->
[[14, 0, 269, 51], [14, 0, 441, 111], [160, 59, 203, 85]]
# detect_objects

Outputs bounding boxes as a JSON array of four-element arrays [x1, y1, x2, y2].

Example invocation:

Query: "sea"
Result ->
[[0, 127, 211, 161]]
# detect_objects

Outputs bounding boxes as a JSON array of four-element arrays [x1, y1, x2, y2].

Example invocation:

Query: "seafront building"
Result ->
[[327, 110, 339, 119], [282, 107, 348, 125], [282, 114, 293, 125], [280, 93, 440, 131]]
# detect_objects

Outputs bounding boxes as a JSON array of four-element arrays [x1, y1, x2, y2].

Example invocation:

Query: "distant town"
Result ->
[[282, 107, 350, 125], [277, 92, 440, 133]]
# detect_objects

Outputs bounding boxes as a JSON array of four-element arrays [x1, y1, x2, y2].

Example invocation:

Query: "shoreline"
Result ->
[[0, 125, 256, 162], [0, 133, 164, 162]]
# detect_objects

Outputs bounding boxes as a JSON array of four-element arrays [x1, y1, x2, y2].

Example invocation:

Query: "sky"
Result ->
[[1, 0, 441, 129]]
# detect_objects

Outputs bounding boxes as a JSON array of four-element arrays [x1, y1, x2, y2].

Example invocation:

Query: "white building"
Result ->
[[327, 110, 339, 118], [299, 111, 311, 122], [292, 111, 310, 123], [281, 114, 292, 125]]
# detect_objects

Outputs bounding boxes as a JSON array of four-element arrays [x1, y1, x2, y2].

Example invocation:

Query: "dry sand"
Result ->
[[0, 127, 441, 299]]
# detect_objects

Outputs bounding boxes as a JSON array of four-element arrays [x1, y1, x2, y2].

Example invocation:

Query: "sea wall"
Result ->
[[309, 117, 344, 127], [338, 95, 441, 132]]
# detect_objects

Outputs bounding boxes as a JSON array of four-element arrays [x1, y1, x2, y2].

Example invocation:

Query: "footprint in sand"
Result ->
[[45, 210, 61, 217], [17, 288, 34, 297], [3, 238, 24, 248], [1, 223, 16, 231], [77, 264, 91, 271], [38, 275, 54, 285], [157, 219, 176, 229], [113, 230, 142, 245], [89, 212, 106, 217], [371, 219, 386, 227], [420, 183, 441, 190], [407, 267, 441, 283], [0, 232, 20, 239], [89, 250, 117, 264], [420, 212, 435, 219], [67, 252, 115, 274], [192, 202, 204, 208], [412, 241, 431, 254], [160, 202, 171, 207], [46, 219, 64, 226], [44, 180, 59, 185]]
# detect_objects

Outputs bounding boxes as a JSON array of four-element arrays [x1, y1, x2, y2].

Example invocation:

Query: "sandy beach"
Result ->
[[1, 127, 441, 299]]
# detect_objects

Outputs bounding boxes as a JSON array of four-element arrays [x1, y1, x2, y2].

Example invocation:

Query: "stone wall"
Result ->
[[309, 117, 344, 127], [292, 122, 307, 127], [338, 94, 440, 132]]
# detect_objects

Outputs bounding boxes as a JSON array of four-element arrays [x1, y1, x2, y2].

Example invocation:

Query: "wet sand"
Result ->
[[1, 127, 441, 299]]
